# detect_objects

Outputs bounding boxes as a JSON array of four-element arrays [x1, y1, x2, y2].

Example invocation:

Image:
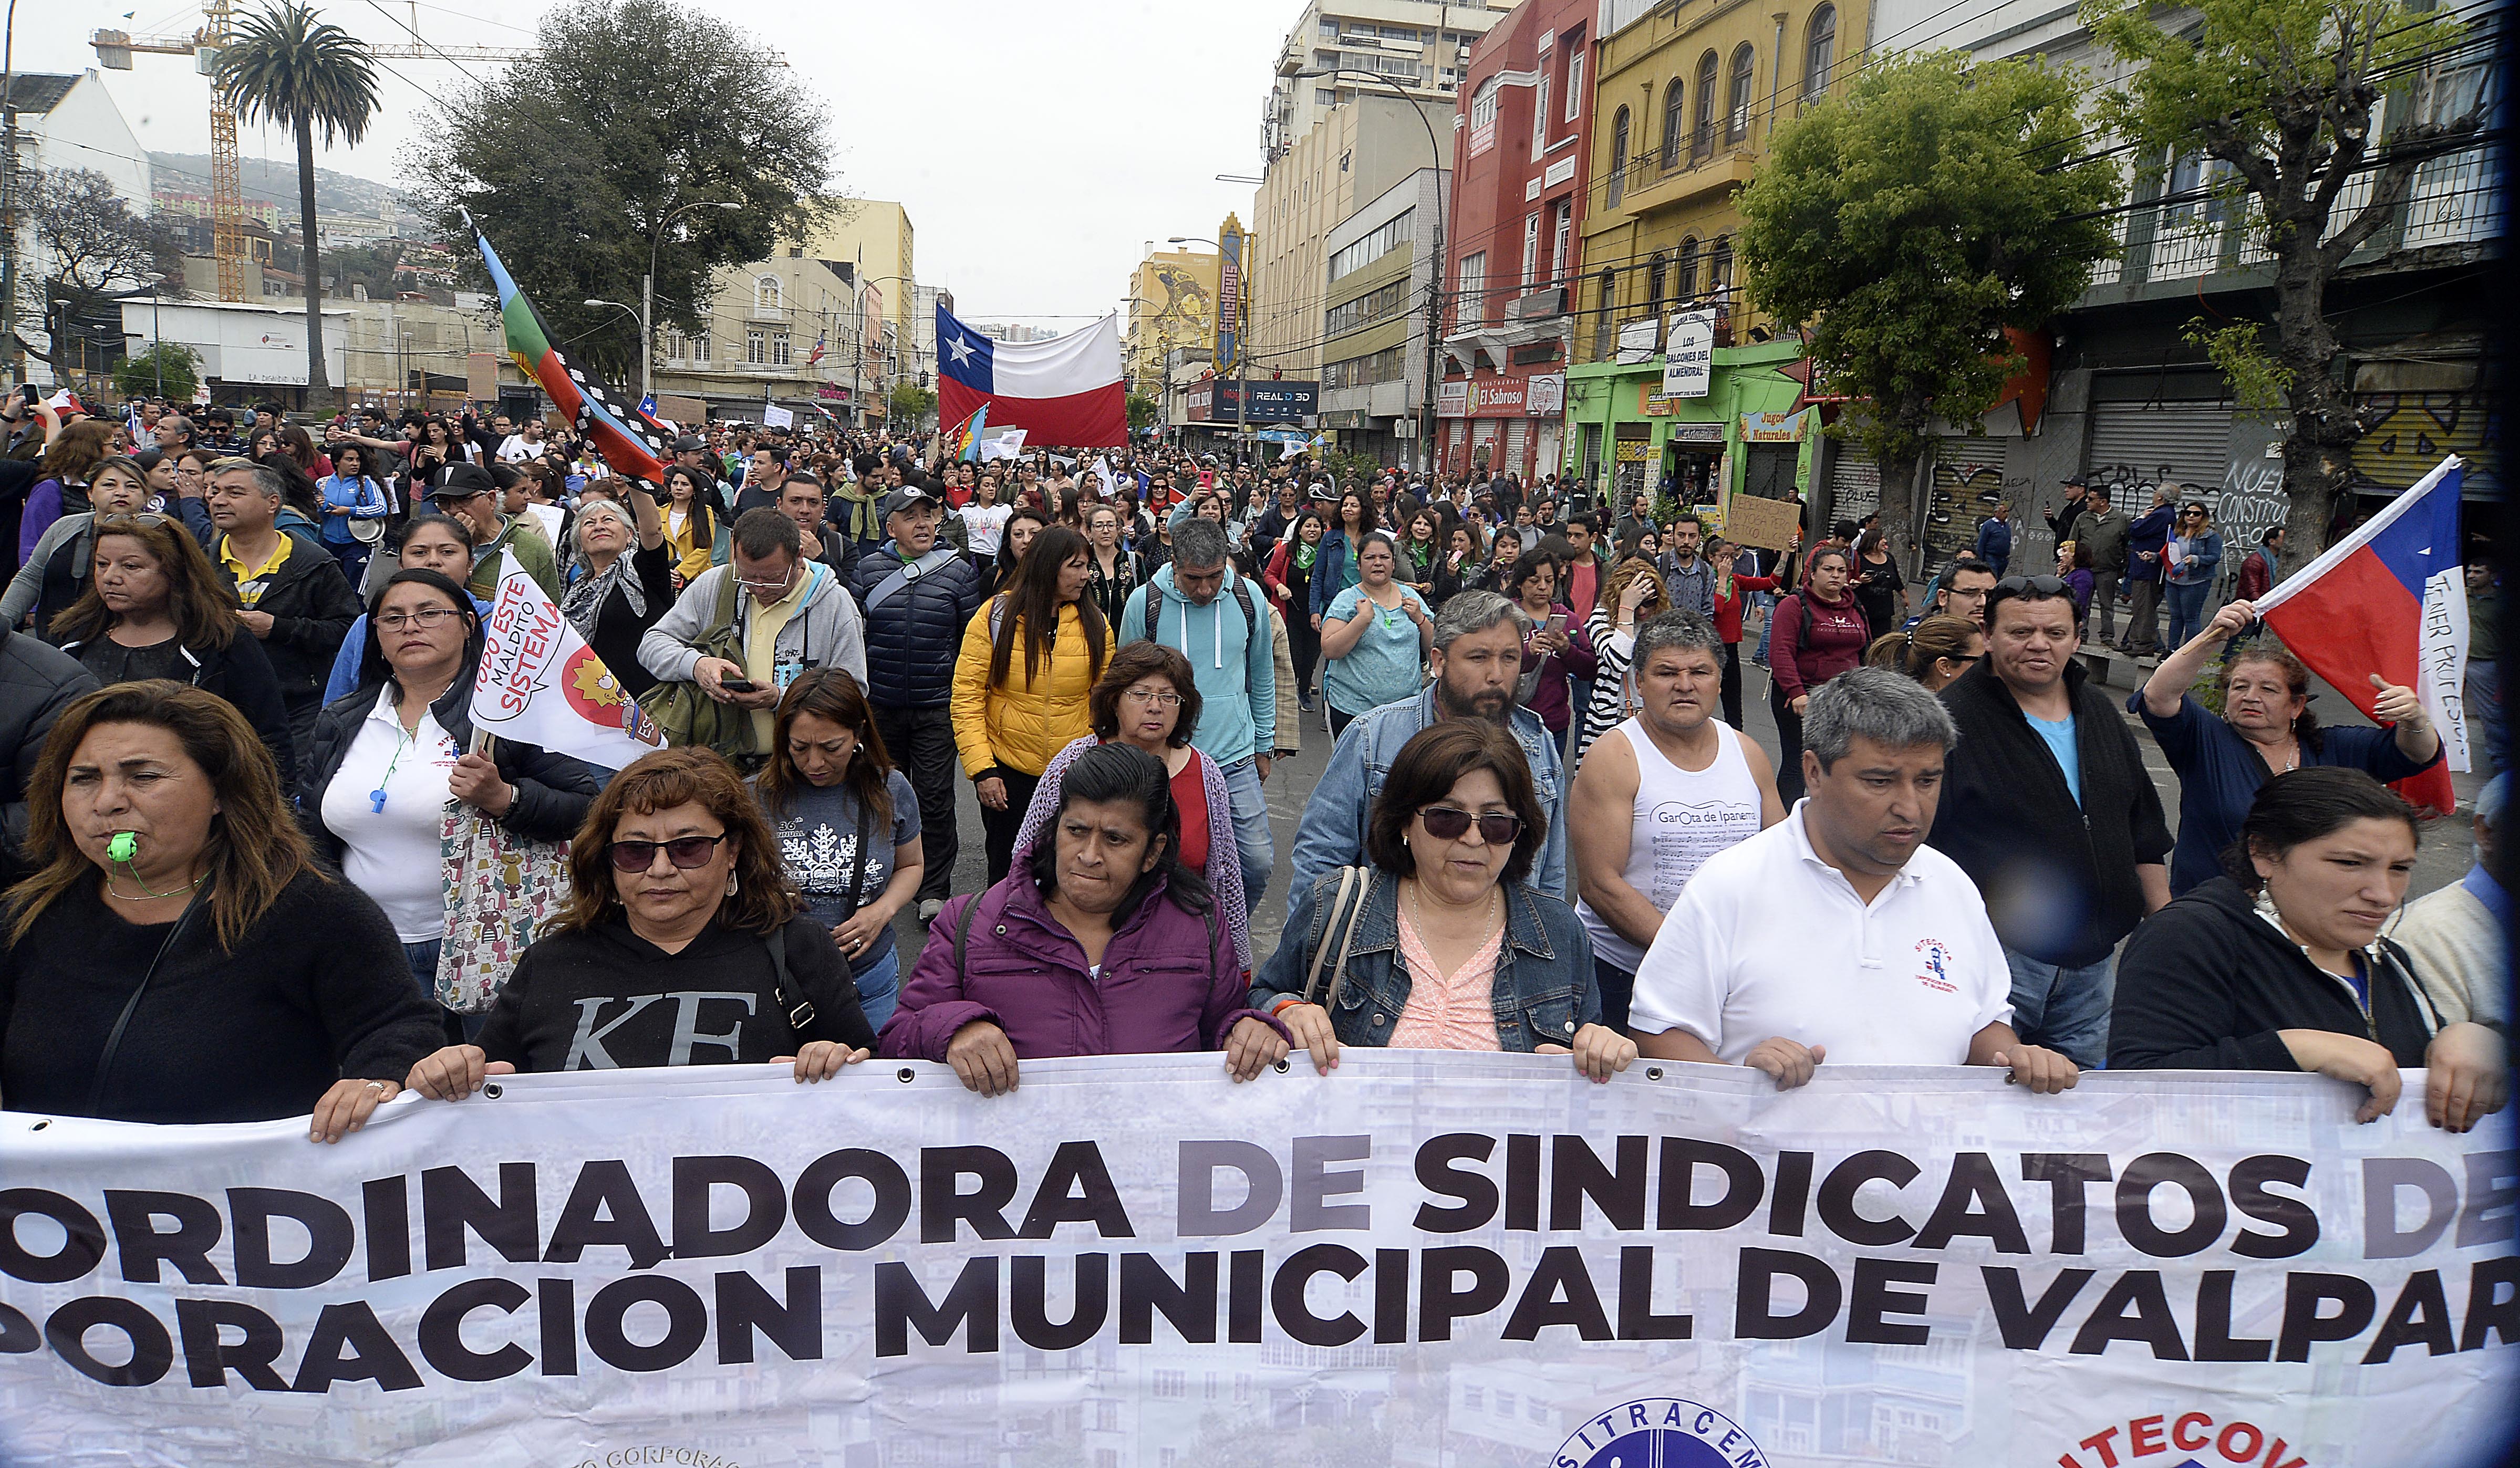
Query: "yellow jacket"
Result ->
[[662, 504, 715, 585], [951, 597, 1101, 779]]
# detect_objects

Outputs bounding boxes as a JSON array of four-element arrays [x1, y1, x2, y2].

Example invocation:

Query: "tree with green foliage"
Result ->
[[2086, 0, 2493, 565], [403, 0, 835, 386], [214, 2, 380, 413], [889, 381, 936, 428], [1737, 51, 2122, 555], [19, 167, 185, 379], [114, 342, 203, 402], [1126, 392, 1160, 430]]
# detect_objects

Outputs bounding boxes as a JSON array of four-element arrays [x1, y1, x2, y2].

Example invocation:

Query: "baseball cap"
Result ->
[[883, 486, 938, 517], [428, 462, 499, 501], [672, 435, 708, 454]]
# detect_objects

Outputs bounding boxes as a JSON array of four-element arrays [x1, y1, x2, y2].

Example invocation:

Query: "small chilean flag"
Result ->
[[2257, 455, 2470, 815], [935, 306, 1126, 449]]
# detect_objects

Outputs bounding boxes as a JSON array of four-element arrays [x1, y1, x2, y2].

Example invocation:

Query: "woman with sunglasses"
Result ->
[[299, 568, 602, 1017], [4, 454, 157, 633], [1252, 721, 1633, 1079], [403, 747, 877, 1097], [2161, 501, 2224, 650]]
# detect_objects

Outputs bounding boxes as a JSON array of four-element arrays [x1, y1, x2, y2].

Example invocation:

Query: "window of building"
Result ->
[[1727, 45, 1757, 143], [694, 330, 711, 362], [1551, 201, 1573, 280], [1153, 1370, 1186, 1398], [1693, 50, 1720, 159], [1316, 88, 1338, 105], [1326, 209, 1413, 278], [1464, 1386, 1485, 1411], [1326, 277, 1412, 336], [746, 329, 765, 365], [665, 330, 687, 363], [1458, 251, 1486, 326], [772, 333, 791, 366], [755, 275, 782, 312], [1564, 46, 1583, 120], [1677, 236, 1700, 299], [1319, 17, 1338, 37], [1522, 213, 1541, 286], [1533, 74, 1551, 152], [1661, 75, 1687, 166], [1646, 254, 1667, 314], [1470, 75, 1499, 133], [1709, 235, 1734, 294], [1593, 269, 1618, 359], [1606, 106, 1630, 206], [1805, 4, 1838, 98], [787, 244, 804, 258]]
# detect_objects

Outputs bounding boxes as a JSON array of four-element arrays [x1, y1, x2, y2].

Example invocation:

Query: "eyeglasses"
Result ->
[[375, 606, 467, 631], [607, 831, 732, 872], [1995, 575, 2071, 595], [1122, 686, 1184, 707], [733, 569, 795, 591], [1417, 806, 1524, 844], [95, 513, 171, 529]]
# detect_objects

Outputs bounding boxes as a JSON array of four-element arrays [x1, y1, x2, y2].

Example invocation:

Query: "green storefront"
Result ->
[[1562, 338, 1813, 518]]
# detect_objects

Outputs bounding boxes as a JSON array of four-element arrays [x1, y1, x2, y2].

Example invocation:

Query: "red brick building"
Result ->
[[1438, 0, 1598, 486]]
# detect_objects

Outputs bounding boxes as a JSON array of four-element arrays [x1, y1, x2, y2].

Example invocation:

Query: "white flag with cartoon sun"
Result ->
[[468, 548, 663, 770]]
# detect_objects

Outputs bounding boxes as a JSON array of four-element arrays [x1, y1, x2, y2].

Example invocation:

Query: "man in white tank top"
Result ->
[[1571, 610, 1783, 1030]]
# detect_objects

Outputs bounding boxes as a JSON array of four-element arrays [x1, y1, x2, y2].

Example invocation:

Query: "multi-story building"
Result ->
[[653, 245, 888, 428], [1263, 0, 1518, 162], [1436, 0, 1600, 484], [795, 199, 917, 361], [1125, 245, 1222, 400], [7, 70, 152, 388], [1562, 0, 1857, 509], [1853, 0, 2504, 582], [1250, 92, 1454, 390], [1319, 166, 1446, 466]]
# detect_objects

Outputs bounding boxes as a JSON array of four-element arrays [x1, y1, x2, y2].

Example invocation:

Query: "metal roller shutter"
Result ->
[[1921, 436, 2006, 582], [2085, 402, 2232, 496], [1827, 454, 1880, 526], [1504, 418, 1531, 480]]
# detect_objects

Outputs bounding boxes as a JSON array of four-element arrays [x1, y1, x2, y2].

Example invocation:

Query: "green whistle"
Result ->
[[107, 832, 137, 864]]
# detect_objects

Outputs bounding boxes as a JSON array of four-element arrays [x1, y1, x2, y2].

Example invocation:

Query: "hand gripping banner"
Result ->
[[1, 1056, 2512, 1466]]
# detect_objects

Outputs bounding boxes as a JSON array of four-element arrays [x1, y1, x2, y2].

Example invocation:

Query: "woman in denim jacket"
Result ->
[[1251, 721, 1636, 1080]]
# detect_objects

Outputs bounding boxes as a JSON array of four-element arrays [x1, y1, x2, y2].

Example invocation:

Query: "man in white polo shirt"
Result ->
[[1627, 666, 2080, 1093]]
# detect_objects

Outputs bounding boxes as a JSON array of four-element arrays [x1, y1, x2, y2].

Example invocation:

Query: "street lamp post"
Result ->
[[644, 199, 742, 403], [1291, 69, 1446, 476]]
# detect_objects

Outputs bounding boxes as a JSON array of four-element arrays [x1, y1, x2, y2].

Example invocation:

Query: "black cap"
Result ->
[[429, 462, 499, 501], [883, 486, 938, 517], [2060, 475, 2087, 487], [673, 435, 707, 453]]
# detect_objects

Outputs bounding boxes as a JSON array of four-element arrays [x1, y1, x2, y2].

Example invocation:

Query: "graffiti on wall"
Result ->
[[2352, 391, 2498, 496], [2214, 458, 2287, 545]]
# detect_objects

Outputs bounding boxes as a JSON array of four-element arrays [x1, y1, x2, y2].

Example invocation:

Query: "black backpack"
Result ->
[[1146, 575, 1257, 643]]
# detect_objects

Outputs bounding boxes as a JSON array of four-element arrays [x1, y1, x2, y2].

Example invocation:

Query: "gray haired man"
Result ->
[[1570, 610, 1783, 1031], [1288, 589, 1571, 907], [1627, 667, 2079, 1094]]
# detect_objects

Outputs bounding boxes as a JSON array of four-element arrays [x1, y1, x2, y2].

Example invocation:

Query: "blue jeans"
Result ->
[[1221, 755, 1273, 924], [2003, 947, 2114, 1070], [853, 947, 901, 1033], [403, 940, 442, 997], [2164, 580, 2211, 649], [1752, 594, 1777, 663]]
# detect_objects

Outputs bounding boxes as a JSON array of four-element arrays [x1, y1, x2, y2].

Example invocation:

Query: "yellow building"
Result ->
[[1575, 0, 1863, 361], [1125, 247, 1221, 398], [795, 199, 918, 351]]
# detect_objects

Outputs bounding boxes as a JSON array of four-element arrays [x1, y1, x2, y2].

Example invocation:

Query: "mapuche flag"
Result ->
[[2256, 455, 2470, 815], [467, 210, 676, 484], [936, 305, 1126, 449]]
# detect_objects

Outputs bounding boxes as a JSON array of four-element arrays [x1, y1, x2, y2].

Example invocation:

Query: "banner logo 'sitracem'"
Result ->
[[1555, 1397, 1766, 1468]]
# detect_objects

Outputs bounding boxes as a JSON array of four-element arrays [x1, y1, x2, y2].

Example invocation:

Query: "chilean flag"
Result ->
[[935, 306, 1126, 449], [2258, 455, 2470, 815]]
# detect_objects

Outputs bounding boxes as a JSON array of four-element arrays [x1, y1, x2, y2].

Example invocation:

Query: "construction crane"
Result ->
[[91, 7, 535, 303]]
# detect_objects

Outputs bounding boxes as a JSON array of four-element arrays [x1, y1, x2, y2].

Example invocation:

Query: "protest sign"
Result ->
[[1725, 493, 1802, 551], [2, 1057, 2509, 1466], [761, 404, 795, 430], [468, 549, 663, 769]]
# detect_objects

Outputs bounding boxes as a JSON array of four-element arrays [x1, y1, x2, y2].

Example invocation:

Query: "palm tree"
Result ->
[[213, 3, 379, 413]]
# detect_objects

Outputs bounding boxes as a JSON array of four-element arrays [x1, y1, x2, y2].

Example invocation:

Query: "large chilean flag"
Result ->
[[2258, 455, 2471, 815], [935, 307, 1127, 449]]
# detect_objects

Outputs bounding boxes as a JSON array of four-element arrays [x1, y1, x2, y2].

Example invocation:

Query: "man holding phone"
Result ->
[[639, 507, 867, 757]]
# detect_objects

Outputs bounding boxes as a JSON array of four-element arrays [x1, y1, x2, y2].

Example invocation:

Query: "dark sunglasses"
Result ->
[[1417, 806, 1524, 844], [1996, 575, 2071, 595], [607, 831, 732, 872]]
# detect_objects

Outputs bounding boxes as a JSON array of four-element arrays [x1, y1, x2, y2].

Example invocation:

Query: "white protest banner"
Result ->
[[2419, 564, 2473, 772], [761, 404, 795, 430], [2, 1057, 2511, 1466], [1666, 309, 1716, 398], [978, 427, 1028, 462], [468, 549, 665, 770]]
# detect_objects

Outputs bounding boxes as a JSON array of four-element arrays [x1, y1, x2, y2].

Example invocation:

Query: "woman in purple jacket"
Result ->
[[879, 742, 1290, 1095]]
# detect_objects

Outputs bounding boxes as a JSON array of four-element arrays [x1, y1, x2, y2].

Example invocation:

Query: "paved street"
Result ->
[[890, 610, 2486, 977]]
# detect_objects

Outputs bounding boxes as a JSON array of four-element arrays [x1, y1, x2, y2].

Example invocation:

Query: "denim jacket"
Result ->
[[1285, 685, 1569, 917], [1250, 868, 1599, 1051]]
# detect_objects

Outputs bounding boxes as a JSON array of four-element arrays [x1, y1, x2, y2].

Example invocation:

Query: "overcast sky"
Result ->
[[32, 0, 1293, 330]]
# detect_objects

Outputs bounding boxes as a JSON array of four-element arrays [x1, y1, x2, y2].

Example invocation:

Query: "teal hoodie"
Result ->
[[1118, 563, 1277, 767]]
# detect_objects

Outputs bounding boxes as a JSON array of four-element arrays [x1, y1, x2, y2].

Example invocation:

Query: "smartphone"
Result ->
[[720, 678, 759, 694], [1544, 611, 1569, 638]]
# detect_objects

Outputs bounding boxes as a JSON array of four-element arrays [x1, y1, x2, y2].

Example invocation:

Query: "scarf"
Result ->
[[833, 479, 883, 541], [1294, 542, 1318, 572], [560, 548, 646, 638]]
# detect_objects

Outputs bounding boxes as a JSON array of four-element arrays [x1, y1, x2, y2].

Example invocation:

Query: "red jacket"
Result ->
[[1712, 572, 1779, 644], [1769, 590, 1871, 699]]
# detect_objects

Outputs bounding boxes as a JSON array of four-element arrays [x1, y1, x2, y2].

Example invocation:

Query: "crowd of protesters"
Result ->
[[0, 389, 2502, 1147]]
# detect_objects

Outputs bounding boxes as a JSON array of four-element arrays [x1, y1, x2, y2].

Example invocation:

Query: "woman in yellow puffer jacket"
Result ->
[[952, 525, 1109, 883]]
